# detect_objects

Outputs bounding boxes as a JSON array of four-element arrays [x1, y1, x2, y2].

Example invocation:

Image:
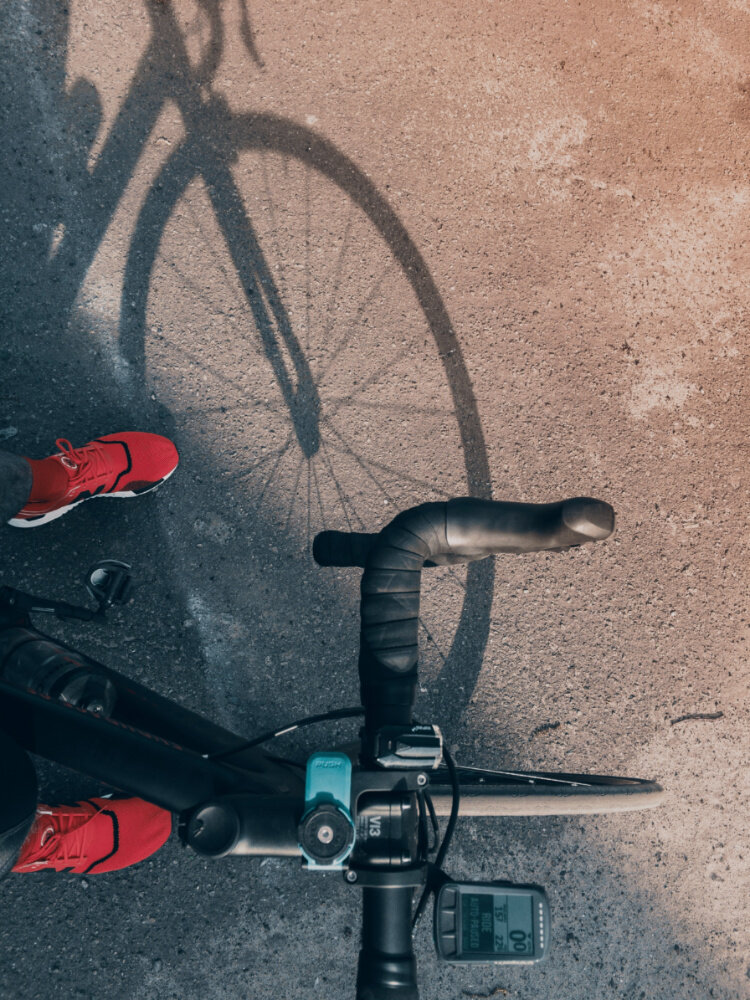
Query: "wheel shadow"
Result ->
[[111, 0, 496, 737], [116, 104, 496, 736]]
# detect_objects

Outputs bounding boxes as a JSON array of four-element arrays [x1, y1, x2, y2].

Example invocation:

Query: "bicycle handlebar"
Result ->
[[357, 887, 419, 1000], [317, 497, 614, 999], [1, 496, 614, 1000], [317, 497, 614, 737]]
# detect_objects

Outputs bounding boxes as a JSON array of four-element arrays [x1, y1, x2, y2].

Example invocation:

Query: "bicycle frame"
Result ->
[[0, 634, 304, 816]]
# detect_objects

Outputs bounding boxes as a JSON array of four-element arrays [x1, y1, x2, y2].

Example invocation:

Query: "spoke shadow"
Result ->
[[111, 0, 496, 737]]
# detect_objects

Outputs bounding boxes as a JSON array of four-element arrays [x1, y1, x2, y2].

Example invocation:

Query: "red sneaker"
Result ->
[[11, 797, 173, 874], [8, 432, 179, 527]]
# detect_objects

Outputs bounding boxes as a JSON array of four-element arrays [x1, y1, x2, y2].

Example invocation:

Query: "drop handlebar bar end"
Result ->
[[313, 496, 614, 568]]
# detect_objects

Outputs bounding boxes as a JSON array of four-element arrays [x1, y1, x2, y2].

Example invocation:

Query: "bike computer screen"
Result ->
[[434, 882, 550, 964]]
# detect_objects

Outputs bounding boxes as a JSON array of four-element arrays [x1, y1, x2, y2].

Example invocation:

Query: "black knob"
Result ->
[[298, 803, 354, 865]]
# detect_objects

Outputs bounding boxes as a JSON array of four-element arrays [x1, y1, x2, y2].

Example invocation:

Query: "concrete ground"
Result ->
[[0, 0, 748, 998]]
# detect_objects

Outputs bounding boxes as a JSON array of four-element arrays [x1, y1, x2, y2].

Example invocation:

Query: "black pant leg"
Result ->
[[0, 728, 38, 877], [0, 449, 32, 523]]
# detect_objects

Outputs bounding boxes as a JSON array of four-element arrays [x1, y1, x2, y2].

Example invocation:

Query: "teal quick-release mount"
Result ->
[[298, 752, 355, 870]]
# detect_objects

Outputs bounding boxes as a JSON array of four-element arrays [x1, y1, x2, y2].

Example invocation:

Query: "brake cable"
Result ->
[[412, 744, 460, 929], [204, 706, 364, 761]]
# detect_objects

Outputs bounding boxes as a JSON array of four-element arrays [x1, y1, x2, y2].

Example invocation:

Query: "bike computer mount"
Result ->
[[370, 723, 443, 770]]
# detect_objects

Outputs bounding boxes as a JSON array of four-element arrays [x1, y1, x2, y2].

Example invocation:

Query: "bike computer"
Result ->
[[433, 881, 550, 965]]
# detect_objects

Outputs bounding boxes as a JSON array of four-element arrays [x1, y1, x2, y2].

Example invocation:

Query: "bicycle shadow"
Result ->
[[1, 3, 733, 1000], [107, 0, 496, 737], [1, 0, 493, 734]]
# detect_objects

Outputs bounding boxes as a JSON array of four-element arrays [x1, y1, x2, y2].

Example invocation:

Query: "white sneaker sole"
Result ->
[[7, 466, 177, 528]]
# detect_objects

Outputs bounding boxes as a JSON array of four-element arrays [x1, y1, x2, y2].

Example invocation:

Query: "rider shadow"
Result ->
[[1, 0, 496, 742], [0, 10, 494, 995]]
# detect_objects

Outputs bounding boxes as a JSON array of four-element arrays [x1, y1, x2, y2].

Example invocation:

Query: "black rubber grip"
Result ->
[[355, 497, 614, 734], [315, 532, 453, 569]]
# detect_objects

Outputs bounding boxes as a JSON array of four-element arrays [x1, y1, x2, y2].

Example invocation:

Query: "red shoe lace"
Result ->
[[56, 438, 113, 487], [36, 804, 106, 868]]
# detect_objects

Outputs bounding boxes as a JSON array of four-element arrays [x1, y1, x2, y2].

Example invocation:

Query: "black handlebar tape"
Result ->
[[314, 532, 451, 569], [358, 498, 614, 733], [313, 530, 376, 567], [356, 887, 419, 1000]]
